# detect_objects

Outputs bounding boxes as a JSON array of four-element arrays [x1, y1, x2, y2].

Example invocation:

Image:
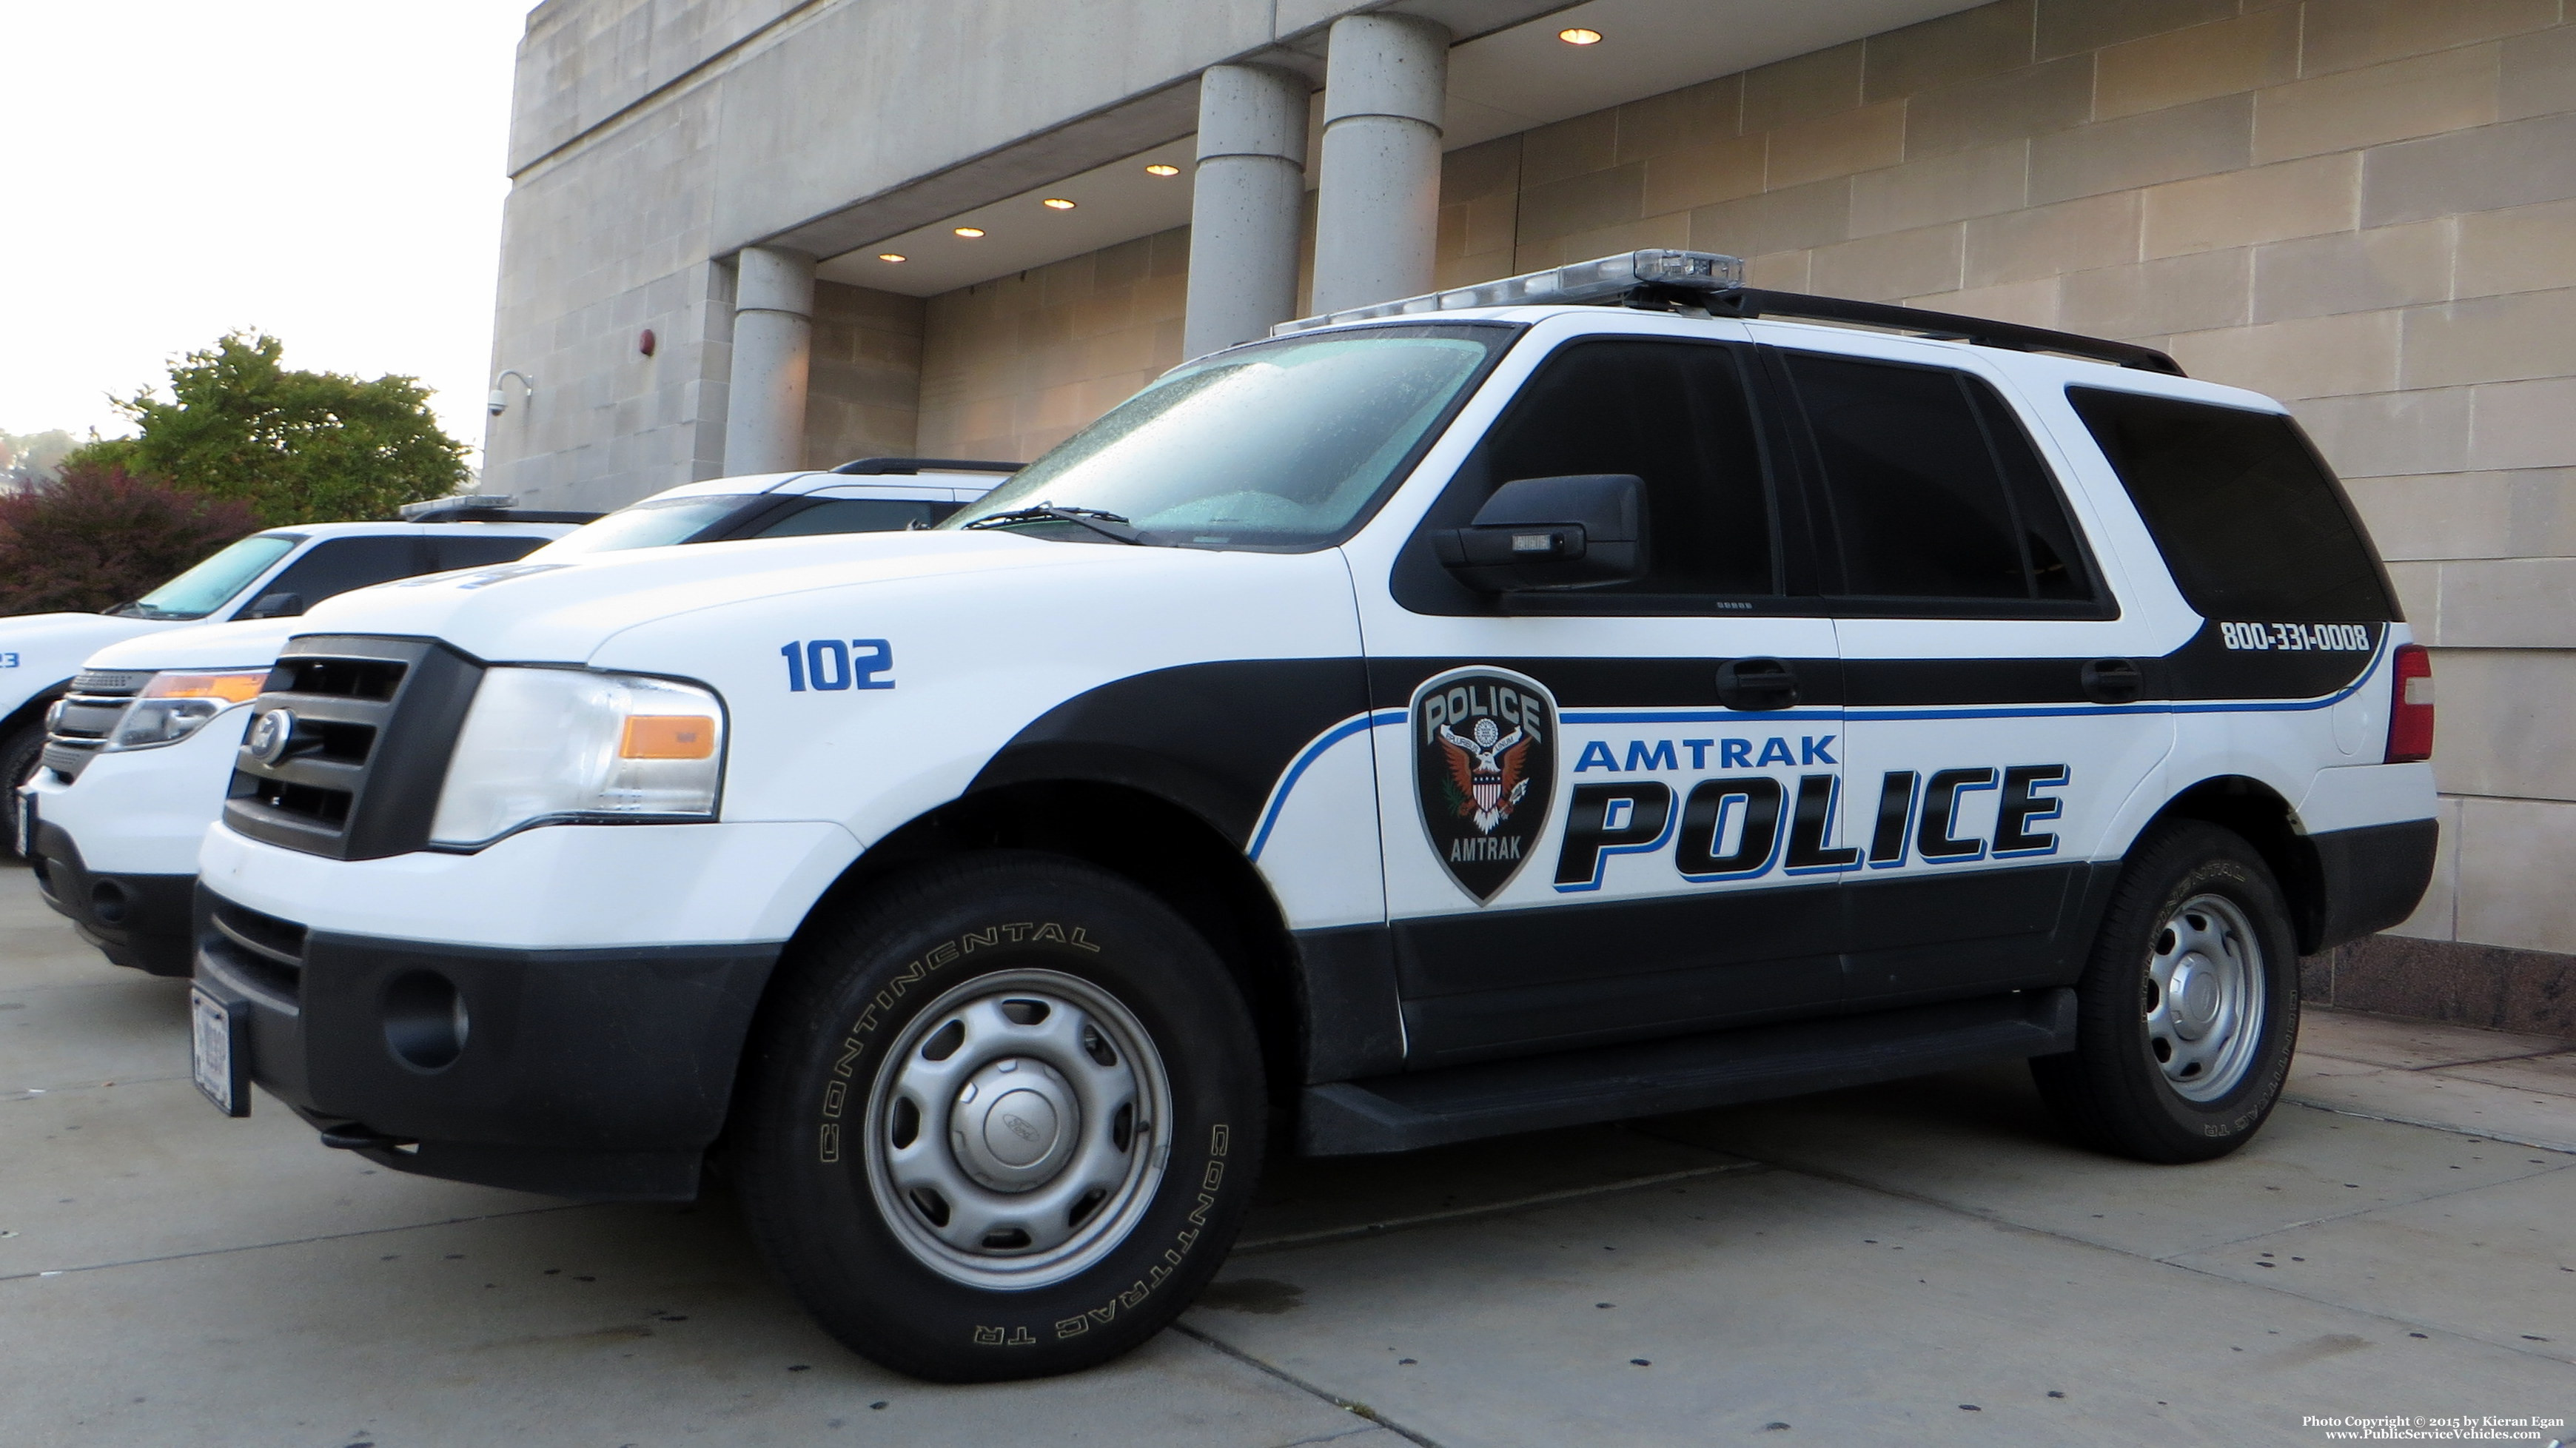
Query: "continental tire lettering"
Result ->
[[973, 1325, 1037, 1347], [1050, 1122, 1235, 1341], [833, 1039, 863, 1078], [1212, 1124, 1231, 1156], [963, 928, 999, 953], [928, 941, 959, 968], [822, 1081, 847, 1118], [819, 1122, 840, 1164]]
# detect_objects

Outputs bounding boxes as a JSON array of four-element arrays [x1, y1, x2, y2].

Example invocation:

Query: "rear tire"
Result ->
[[734, 851, 1264, 1381], [2030, 821, 2299, 1163]]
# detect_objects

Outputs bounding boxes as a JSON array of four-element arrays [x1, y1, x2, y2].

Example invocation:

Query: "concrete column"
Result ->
[[722, 245, 816, 475], [1183, 64, 1313, 358], [1310, 13, 1447, 318]]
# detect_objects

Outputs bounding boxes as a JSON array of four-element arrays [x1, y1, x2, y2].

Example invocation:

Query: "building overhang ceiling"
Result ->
[[812, 0, 1983, 299]]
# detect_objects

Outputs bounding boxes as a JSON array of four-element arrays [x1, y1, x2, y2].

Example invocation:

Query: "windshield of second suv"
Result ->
[[531, 495, 759, 557], [945, 324, 1511, 549], [115, 533, 300, 619]]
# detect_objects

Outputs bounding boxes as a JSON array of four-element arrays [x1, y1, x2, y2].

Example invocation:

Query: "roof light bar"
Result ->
[[1272, 249, 1747, 336], [400, 494, 514, 520]]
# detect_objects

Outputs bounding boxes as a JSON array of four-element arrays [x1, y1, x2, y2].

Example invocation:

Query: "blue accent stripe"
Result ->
[[1247, 708, 1405, 861]]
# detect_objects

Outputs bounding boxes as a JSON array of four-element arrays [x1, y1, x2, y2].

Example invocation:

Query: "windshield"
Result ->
[[530, 495, 759, 557], [945, 324, 1512, 549], [117, 534, 300, 619]]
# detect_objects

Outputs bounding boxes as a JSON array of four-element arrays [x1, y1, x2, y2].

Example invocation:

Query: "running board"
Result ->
[[1298, 988, 2077, 1156]]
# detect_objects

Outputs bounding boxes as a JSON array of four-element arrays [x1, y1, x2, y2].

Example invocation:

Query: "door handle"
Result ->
[[1716, 657, 1799, 711], [2080, 657, 2144, 705]]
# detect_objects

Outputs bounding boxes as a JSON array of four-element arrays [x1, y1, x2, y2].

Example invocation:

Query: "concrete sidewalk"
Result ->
[[3, 859, 2570, 1447]]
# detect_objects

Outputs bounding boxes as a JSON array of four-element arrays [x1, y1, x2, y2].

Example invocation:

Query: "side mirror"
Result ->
[[1434, 474, 1646, 591], [242, 591, 305, 620]]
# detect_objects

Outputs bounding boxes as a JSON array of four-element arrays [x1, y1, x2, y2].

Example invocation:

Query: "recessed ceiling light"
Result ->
[[876, 252, 906, 263], [953, 227, 986, 238], [1144, 163, 1180, 177], [1559, 27, 1602, 44], [1042, 198, 1076, 210]]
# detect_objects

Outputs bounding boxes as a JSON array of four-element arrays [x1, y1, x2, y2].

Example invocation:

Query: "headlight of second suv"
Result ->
[[429, 667, 726, 846], [104, 670, 269, 751]]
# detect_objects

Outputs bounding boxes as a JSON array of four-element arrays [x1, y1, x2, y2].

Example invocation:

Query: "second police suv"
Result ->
[[188, 250, 2437, 1381]]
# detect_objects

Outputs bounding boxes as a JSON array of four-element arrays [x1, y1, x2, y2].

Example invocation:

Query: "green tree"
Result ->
[[67, 332, 469, 524]]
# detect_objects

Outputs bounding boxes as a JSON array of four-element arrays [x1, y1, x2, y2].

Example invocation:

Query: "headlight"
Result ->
[[429, 667, 725, 845], [103, 669, 268, 751]]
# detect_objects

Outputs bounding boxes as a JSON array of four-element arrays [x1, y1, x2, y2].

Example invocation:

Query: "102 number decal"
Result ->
[[781, 638, 894, 691]]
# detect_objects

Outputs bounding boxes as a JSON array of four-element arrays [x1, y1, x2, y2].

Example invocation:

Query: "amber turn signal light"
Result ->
[[621, 714, 718, 760]]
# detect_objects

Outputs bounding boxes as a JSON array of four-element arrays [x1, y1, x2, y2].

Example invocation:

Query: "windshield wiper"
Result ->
[[963, 503, 1144, 545]]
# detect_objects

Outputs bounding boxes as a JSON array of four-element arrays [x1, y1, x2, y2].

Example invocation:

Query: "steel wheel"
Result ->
[[2143, 892, 2265, 1102], [863, 968, 1172, 1290]]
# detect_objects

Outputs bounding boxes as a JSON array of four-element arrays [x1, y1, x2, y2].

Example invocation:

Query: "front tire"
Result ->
[[734, 852, 1264, 1381], [2031, 821, 2299, 1164], [3, 718, 43, 860]]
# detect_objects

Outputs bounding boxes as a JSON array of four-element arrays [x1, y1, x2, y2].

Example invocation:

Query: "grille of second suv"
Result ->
[[40, 669, 156, 781], [223, 636, 482, 861]]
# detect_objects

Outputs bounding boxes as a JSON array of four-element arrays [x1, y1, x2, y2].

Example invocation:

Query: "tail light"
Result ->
[[2385, 643, 2434, 763]]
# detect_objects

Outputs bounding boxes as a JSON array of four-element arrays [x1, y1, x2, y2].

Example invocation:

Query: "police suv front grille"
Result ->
[[223, 637, 481, 861], [40, 669, 155, 781]]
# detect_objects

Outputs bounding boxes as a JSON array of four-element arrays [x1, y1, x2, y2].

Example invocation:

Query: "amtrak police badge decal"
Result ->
[[1412, 667, 1557, 903]]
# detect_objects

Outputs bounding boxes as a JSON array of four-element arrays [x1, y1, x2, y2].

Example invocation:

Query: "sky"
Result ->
[[2, 2, 536, 465]]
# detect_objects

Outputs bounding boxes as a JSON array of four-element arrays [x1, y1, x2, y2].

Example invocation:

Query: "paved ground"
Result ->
[[4, 859, 2572, 1447]]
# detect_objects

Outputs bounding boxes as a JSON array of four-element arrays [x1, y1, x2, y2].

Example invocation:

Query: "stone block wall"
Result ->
[[803, 281, 925, 469], [914, 227, 1192, 464], [485, 78, 736, 514]]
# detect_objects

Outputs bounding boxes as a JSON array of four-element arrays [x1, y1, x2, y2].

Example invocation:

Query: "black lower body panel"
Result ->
[[1301, 987, 2076, 1155], [27, 822, 195, 975], [192, 887, 781, 1201], [2304, 817, 2438, 951]]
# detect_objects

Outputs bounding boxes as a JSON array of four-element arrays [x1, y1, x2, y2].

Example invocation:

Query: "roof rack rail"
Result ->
[[1706, 288, 2184, 376], [831, 456, 1025, 475]]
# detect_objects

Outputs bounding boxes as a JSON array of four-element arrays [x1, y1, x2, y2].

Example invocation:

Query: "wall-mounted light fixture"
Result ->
[[488, 369, 535, 417]]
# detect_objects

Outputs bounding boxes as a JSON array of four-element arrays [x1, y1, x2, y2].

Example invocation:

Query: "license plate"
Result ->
[[11, 785, 33, 859], [191, 988, 250, 1118]]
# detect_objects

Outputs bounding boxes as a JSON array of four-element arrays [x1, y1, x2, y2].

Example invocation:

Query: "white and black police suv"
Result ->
[[193, 250, 2437, 1381]]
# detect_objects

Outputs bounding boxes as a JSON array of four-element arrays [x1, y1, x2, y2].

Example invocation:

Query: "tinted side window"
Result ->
[[426, 534, 549, 571], [1474, 340, 1775, 597], [749, 497, 953, 537], [1785, 352, 2087, 603], [2067, 387, 2394, 621], [253, 537, 427, 609]]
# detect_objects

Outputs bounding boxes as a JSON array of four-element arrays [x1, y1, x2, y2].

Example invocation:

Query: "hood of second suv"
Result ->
[[279, 529, 1212, 664]]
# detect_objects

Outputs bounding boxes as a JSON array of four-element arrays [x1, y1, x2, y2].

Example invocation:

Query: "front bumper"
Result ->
[[27, 819, 195, 975], [195, 885, 781, 1200]]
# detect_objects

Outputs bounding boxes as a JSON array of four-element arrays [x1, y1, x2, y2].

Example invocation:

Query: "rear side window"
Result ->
[[255, 537, 427, 609], [1782, 352, 2094, 605], [1472, 339, 1776, 598], [749, 497, 955, 537], [426, 534, 549, 571], [2067, 388, 2393, 621]]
